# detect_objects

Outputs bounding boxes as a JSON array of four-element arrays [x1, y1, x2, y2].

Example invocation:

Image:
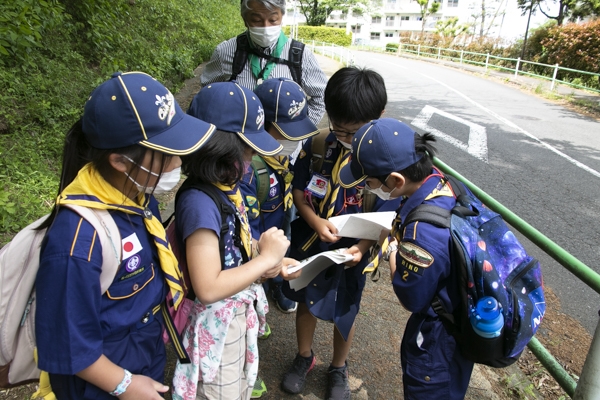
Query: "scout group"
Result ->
[[33, 1, 474, 399]]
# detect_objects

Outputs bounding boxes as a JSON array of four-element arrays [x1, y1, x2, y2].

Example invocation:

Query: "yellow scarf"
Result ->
[[263, 155, 293, 210], [318, 148, 351, 219], [212, 183, 253, 260], [57, 163, 185, 310]]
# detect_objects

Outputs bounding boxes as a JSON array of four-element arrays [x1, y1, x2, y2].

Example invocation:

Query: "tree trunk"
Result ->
[[480, 0, 486, 37]]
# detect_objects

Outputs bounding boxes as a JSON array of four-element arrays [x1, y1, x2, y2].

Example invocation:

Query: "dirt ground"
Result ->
[[1, 55, 595, 400]]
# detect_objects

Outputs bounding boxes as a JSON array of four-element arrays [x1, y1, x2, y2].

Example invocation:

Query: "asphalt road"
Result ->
[[348, 50, 600, 334]]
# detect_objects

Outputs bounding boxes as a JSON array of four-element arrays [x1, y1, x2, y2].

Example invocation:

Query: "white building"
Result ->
[[283, 0, 529, 47]]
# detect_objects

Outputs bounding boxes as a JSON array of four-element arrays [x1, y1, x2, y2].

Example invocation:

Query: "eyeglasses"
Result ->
[[365, 175, 390, 190], [328, 122, 357, 138]]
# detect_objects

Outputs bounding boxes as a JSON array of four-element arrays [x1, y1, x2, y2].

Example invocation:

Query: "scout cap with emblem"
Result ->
[[254, 77, 319, 141], [339, 118, 422, 188], [82, 71, 215, 156], [187, 80, 283, 156]]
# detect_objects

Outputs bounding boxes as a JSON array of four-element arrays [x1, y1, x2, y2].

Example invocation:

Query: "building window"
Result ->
[[448, 0, 459, 7], [386, 16, 395, 26], [385, 32, 394, 37], [370, 32, 381, 40], [351, 25, 361, 33], [400, 16, 410, 21], [416, 16, 423, 21], [372, 16, 382, 23]]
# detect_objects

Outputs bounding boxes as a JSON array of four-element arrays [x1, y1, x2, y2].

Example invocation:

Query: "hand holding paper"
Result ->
[[329, 211, 396, 241], [287, 249, 354, 290]]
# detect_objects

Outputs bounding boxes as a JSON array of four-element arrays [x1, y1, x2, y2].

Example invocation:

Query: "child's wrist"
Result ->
[[108, 369, 132, 396]]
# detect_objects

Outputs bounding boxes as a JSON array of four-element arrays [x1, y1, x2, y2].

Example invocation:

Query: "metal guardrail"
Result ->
[[305, 38, 599, 397], [362, 42, 600, 94]]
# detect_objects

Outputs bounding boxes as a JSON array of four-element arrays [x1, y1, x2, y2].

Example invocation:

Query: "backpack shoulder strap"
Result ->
[[288, 39, 304, 84], [310, 127, 330, 175], [231, 33, 250, 82], [251, 155, 270, 206], [402, 204, 452, 230], [63, 204, 121, 294]]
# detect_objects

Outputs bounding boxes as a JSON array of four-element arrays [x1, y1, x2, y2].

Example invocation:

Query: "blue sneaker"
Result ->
[[272, 284, 297, 313]]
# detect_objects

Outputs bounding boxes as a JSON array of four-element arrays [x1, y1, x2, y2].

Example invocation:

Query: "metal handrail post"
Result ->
[[551, 64, 559, 91], [485, 53, 489, 72], [515, 58, 521, 77], [574, 313, 600, 399], [528, 337, 577, 396]]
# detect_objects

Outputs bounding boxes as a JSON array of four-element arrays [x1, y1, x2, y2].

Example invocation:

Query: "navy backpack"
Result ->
[[402, 174, 546, 367]]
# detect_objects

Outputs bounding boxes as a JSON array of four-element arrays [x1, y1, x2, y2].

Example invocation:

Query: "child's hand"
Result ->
[[257, 227, 290, 266], [280, 257, 302, 280], [343, 245, 365, 267], [312, 217, 340, 243], [120, 374, 168, 399]]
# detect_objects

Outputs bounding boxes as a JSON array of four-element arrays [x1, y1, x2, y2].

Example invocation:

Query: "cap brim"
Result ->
[[236, 130, 283, 156], [339, 162, 367, 189], [273, 119, 319, 141], [140, 113, 216, 156]]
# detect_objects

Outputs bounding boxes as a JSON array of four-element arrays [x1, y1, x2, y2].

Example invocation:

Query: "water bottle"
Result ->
[[470, 296, 504, 338]]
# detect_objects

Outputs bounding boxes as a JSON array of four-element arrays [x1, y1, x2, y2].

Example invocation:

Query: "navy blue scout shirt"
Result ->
[[285, 136, 402, 340], [392, 173, 461, 315], [36, 197, 167, 377], [240, 160, 288, 239]]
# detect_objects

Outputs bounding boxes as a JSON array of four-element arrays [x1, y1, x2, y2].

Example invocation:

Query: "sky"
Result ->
[[498, 0, 558, 40]]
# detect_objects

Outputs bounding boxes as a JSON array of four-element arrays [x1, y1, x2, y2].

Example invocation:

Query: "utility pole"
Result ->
[[519, 2, 534, 64]]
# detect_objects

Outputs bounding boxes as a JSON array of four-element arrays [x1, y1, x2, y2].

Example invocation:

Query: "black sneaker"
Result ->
[[327, 363, 350, 400], [272, 284, 298, 313], [281, 351, 316, 394]]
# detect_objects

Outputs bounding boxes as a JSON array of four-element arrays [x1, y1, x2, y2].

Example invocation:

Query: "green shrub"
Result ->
[[284, 25, 352, 47], [385, 42, 399, 52], [0, 0, 244, 242], [542, 20, 600, 77]]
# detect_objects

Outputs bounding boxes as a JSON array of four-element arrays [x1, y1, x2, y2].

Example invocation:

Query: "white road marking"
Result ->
[[370, 56, 600, 179], [412, 105, 488, 163]]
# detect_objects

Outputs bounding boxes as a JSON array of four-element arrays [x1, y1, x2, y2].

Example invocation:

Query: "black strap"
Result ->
[[231, 33, 304, 84]]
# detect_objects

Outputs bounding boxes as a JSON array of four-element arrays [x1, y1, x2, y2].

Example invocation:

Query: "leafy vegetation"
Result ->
[[284, 25, 352, 46], [0, 0, 244, 243]]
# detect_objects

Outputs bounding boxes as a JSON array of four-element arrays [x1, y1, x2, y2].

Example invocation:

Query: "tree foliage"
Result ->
[[541, 20, 600, 73], [417, 0, 441, 36], [435, 17, 471, 45], [298, 0, 360, 25], [517, 0, 600, 25], [283, 25, 352, 46]]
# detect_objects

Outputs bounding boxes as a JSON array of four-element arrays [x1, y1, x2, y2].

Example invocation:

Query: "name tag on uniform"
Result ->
[[306, 173, 328, 198]]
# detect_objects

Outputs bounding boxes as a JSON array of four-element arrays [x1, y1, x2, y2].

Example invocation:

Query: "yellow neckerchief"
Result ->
[[263, 155, 293, 210], [318, 147, 351, 219], [212, 182, 252, 260], [57, 163, 185, 310]]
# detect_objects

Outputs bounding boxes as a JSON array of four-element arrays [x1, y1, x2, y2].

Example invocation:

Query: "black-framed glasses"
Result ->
[[328, 122, 357, 138], [365, 174, 390, 190]]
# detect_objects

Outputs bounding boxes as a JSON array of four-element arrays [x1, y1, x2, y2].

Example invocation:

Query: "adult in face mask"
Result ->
[[239, 77, 319, 321], [200, 0, 327, 132]]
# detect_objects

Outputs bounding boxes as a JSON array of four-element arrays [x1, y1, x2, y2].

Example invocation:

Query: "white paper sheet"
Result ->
[[329, 211, 396, 240], [288, 249, 354, 290]]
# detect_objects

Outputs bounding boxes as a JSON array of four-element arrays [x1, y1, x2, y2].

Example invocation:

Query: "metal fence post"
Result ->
[[460, 49, 463, 64], [515, 57, 521, 77], [551, 63, 559, 91], [574, 313, 600, 399], [485, 53, 490, 72], [437, 47, 441, 60], [417, 44, 421, 57]]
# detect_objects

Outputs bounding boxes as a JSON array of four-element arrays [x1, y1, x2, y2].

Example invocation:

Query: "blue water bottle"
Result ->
[[470, 296, 504, 338]]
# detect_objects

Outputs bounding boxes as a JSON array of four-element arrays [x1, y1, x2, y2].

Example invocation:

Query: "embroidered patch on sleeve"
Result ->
[[299, 149, 307, 159], [245, 195, 257, 207], [398, 242, 434, 270]]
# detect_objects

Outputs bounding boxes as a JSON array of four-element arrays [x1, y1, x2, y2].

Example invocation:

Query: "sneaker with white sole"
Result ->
[[272, 284, 297, 313]]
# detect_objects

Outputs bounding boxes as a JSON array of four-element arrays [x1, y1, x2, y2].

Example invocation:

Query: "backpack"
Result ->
[[163, 181, 247, 348], [231, 32, 305, 84], [309, 128, 377, 213], [251, 155, 271, 207], [401, 174, 545, 368], [0, 205, 121, 388]]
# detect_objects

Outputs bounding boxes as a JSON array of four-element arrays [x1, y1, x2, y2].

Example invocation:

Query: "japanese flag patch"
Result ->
[[122, 233, 143, 259]]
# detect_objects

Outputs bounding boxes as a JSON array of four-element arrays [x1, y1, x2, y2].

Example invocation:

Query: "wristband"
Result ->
[[109, 369, 132, 397]]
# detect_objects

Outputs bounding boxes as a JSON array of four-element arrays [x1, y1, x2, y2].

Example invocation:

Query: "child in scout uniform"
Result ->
[[280, 67, 401, 400], [338, 118, 475, 400], [240, 77, 320, 315], [35, 72, 215, 399], [172, 81, 299, 400]]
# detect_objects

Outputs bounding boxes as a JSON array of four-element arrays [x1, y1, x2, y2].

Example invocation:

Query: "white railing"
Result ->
[[301, 40, 356, 67]]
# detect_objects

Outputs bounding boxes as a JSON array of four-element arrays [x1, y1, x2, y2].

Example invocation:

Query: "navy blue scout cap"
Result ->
[[187, 81, 283, 156], [339, 118, 423, 188], [254, 77, 319, 141], [82, 71, 215, 155]]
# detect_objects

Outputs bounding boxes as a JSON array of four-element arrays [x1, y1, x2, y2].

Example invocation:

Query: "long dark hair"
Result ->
[[37, 119, 171, 229], [181, 130, 246, 186]]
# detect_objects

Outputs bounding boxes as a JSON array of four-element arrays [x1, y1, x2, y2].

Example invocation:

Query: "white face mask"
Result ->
[[338, 139, 352, 150], [366, 177, 399, 201], [123, 155, 181, 194], [248, 25, 281, 48], [277, 139, 300, 156]]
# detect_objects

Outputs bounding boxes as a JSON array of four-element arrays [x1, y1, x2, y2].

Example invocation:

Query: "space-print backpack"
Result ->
[[401, 174, 545, 368]]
